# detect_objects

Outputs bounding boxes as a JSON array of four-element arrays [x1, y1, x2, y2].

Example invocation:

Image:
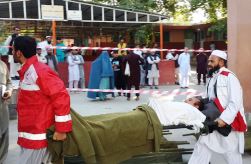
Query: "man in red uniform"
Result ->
[[12, 36, 72, 163]]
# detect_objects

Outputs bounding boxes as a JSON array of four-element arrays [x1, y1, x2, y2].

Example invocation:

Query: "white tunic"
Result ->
[[36, 54, 47, 64], [37, 41, 51, 57], [67, 54, 81, 82], [198, 67, 246, 154], [4, 35, 21, 77], [178, 52, 190, 76], [147, 55, 160, 78]]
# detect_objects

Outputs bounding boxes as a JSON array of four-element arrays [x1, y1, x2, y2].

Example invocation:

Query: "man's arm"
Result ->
[[219, 74, 242, 125], [37, 68, 72, 136], [2, 62, 12, 100]]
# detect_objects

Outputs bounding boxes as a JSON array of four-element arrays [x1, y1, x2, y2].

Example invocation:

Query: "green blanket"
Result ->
[[47, 105, 162, 164]]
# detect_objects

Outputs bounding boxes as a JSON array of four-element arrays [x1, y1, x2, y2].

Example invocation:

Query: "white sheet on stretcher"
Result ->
[[148, 98, 206, 131]]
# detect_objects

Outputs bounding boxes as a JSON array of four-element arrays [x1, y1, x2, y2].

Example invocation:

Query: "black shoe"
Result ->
[[150, 86, 153, 89], [175, 82, 180, 85], [127, 97, 130, 101], [154, 86, 158, 89]]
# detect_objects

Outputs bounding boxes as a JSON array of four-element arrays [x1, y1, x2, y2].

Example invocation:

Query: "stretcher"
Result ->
[[57, 107, 251, 164]]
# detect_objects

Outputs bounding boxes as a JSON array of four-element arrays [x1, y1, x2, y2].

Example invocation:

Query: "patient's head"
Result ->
[[184, 96, 204, 110]]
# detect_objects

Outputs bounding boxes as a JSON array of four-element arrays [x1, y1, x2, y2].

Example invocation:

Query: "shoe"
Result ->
[[135, 97, 139, 101], [127, 97, 130, 101], [185, 87, 189, 89], [198, 82, 201, 85], [150, 86, 153, 89], [175, 82, 180, 85], [154, 86, 158, 89]]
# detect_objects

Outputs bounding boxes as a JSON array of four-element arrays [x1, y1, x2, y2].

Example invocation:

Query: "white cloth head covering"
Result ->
[[46, 36, 52, 39], [211, 50, 227, 60]]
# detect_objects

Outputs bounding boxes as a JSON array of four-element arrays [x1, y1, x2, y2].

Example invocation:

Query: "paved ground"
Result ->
[[4, 72, 251, 163]]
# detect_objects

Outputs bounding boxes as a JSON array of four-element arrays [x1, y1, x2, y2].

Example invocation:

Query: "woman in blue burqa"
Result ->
[[87, 51, 114, 100]]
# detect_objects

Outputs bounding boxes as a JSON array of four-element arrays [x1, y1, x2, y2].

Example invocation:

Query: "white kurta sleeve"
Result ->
[[154, 56, 160, 63], [219, 74, 241, 125], [147, 56, 155, 64], [79, 55, 84, 64], [4, 36, 12, 46], [166, 53, 173, 60], [178, 53, 183, 65]]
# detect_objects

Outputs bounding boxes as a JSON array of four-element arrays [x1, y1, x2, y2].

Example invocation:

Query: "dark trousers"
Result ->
[[197, 73, 206, 84], [114, 71, 126, 95], [127, 83, 140, 98]]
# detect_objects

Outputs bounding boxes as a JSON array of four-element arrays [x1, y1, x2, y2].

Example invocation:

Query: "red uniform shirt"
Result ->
[[17, 55, 72, 149]]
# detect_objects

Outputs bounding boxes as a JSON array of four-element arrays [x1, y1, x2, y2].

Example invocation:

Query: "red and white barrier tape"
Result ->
[[67, 88, 203, 97], [0, 45, 218, 53]]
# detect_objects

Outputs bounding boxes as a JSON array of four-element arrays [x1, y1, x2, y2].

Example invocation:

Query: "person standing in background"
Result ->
[[123, 50, 144, 101], [111, 50, 126, 96], [142, 45, 149, 86], [36, 48, 47, 64], [77, 49, 85, 88], [45, 47, 58, 73], [117, 38, 127, 56], [4, 26, 21, 80], [0, 57, 13, 164], [147, 50, 160, 89], [67, 47, 81, 90], [87, 51, 114, 101], [56, 37, 65, 62], [166, 50, 179, 85], [196, 48, 208, 85], [133, 44, 145, 87], [37, 36, 52, 57], [178, 47, 191, 89]]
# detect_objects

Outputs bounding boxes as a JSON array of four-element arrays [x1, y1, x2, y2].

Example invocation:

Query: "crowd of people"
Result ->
[[3, 27, 209, 96]]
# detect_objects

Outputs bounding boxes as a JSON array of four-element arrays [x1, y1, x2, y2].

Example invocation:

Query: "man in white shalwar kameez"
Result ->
[[188, 50, 247, 164], [178, 47, 191, 88], [4, 27, 21, 79], [37, 36, 52, 57], [67, 47, 81, 89]]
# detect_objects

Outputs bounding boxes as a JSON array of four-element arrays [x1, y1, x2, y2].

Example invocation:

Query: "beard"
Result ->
[[47, 41, 51, 44], [208, 65, 220, 77]]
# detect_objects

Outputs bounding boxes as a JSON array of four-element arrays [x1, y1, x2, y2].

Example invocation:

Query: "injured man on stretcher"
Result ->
[[148, 96, 232, 136]]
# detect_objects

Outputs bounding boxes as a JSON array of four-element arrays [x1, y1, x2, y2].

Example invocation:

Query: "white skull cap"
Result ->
[[211, 50, 227, 60]]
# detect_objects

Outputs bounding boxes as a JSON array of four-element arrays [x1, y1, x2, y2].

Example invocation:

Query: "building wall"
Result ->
[[228, 0, 251, 112], [169, 30, 184, 42]]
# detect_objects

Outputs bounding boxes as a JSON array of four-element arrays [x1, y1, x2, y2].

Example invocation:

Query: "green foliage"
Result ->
[[190, 0, 227, 22], [92, 0, 227, 41], [134, 25, 153, 45]]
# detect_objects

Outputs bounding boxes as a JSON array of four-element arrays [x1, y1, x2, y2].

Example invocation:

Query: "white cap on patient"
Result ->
[[211, 50, 227, 60]]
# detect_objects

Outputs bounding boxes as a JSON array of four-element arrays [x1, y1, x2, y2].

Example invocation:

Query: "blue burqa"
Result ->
[[87, 51, 114, 99]]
